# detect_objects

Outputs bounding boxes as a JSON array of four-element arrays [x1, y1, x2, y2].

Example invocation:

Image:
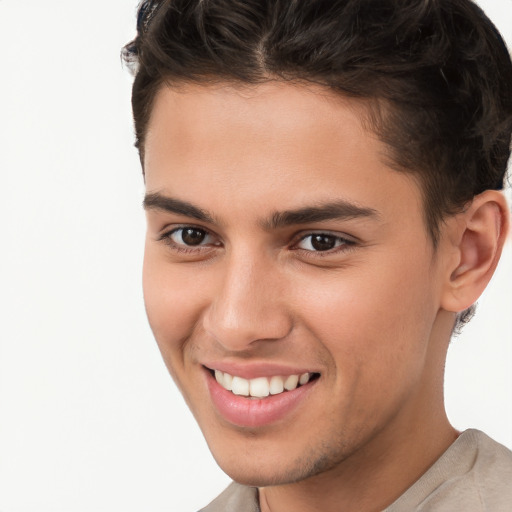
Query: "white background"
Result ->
[[0, 1, 510, 511]]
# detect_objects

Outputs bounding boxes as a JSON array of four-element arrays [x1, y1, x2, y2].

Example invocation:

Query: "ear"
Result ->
[[441, 190, 510, 313]]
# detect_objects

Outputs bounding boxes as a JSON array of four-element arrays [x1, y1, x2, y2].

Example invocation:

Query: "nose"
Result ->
[[202, 251, 293, 351]]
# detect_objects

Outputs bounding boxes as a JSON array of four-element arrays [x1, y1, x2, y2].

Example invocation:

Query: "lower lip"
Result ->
[[206, 370, 317, 428]]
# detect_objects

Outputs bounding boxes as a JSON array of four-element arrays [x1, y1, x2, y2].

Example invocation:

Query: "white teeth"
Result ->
[[249, 377, 270, 398], [299, 373, 310, 385], [231, 376, 250, 396], [223, 372, 233, 391], [213, 370, 315, 398], [284, 374, 299, 391], [269, 376, 285, 395]]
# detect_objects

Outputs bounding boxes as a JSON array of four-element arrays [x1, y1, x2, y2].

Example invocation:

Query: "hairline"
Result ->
[[140, 75, 444, 248]]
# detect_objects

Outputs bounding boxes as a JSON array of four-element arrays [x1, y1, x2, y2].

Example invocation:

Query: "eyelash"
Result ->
[[158, 226, 356, 256], [158, 226, 219, 254], [293, 232, 356, 257]]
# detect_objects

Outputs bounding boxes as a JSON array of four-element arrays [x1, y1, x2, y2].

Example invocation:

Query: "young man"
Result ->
[[123, 1, 512, 510]]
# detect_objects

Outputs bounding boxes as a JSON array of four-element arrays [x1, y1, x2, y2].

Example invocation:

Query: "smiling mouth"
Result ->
[[208, 368, 320, 398]]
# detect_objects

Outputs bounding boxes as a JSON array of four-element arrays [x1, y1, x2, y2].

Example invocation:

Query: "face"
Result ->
[[142, 82, 451, 486]]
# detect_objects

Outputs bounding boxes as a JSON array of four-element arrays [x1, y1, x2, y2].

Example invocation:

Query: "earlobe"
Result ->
[[441, 190, 510, 313]]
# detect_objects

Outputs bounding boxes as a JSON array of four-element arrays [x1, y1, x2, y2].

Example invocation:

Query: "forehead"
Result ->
[[145, 81, 377, 167], [144, 81, 423, 230]]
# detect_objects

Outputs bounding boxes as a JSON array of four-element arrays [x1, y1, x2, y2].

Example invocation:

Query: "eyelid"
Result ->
[[156, 225, 357, 257], [158, 223, 208, 238], [158, 224, 220, 249], [291, 230, 357, 254], [293, 229, 357, 244]]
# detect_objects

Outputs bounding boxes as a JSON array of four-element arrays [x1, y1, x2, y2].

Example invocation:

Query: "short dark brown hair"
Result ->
[[123, 0, 512, 326], [123, 0, 511, 242]]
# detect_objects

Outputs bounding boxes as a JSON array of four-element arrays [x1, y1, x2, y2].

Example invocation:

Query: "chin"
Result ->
[[221, 464, 305, 488], [211, 441, 344, 488]]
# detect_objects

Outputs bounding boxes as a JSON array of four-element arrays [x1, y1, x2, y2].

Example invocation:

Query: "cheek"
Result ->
[[295, 258, 436, 387], [142, 246, 207, 357]]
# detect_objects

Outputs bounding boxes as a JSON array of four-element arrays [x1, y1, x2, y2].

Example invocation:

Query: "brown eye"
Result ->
[[310, 234, 336, 251], [167, 227, 213, 247], [296, 233, 352, 252], [181, 228, 206, 246]]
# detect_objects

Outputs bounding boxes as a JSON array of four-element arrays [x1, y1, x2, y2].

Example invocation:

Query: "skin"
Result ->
[[142, 82, 508, 512]]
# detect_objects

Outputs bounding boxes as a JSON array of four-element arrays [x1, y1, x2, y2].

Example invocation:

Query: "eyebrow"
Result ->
[[143, 192, 379, 228], [143, 192, 216, 223], [263, 201, 379, 230]]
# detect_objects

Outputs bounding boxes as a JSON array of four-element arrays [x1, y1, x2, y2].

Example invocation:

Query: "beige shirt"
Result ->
[[200, 429, 512, 511]]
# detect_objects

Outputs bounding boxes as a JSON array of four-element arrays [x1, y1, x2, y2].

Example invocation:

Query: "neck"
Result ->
[[259, 415, 457, 512]]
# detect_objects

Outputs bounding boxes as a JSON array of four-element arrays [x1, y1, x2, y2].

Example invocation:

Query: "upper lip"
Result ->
[[202, 361, 319, 380]]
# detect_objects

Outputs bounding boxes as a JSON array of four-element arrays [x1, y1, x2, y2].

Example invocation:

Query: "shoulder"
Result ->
[[468, 430, 512, 504], [387, 429, 512, 512], [199, 482, 260, 512]]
